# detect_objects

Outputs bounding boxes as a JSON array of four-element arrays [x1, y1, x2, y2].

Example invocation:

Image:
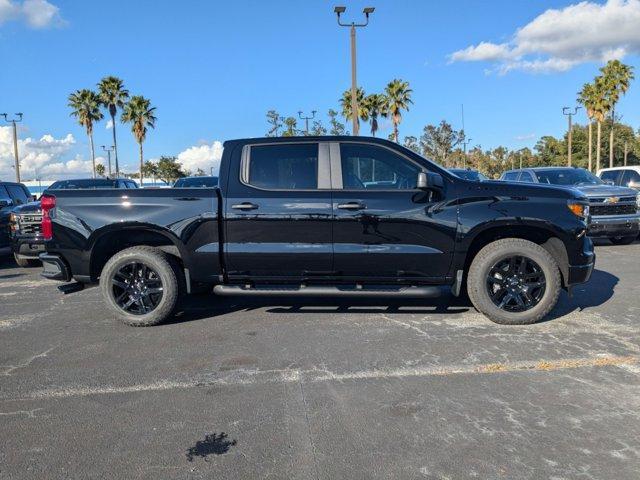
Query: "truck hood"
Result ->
[[12, 201, 42, 214], [571, 184, 637, 198]]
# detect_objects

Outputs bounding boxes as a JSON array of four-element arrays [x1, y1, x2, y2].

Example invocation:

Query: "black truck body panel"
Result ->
[[41, 136, 594, 289]]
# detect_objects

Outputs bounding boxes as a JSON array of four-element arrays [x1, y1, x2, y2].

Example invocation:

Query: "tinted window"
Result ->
[[450, 169, 487, 181], [48, 179, 120, 189], [127, 181, 139, 189], [248, 144, 318, 190], [503, 172, 520, 181], [340, 143, 421, 190], [600, 170, 621, 185], [7, 185, 29, 205], [534, 169, 602, 186], [621, 170, 640, 187], [174, 177, 218, 188], [0, 186, 12, 205], [519, 172, 535, 182]]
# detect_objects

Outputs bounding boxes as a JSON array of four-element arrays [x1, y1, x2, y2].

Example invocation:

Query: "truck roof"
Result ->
[[223, 135, 403, 148]]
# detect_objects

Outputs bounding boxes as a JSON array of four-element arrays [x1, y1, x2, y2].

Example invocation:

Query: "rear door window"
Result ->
[[600, 170, 622, 185], [502, 172, 520, 181], [620, 170, 640, 188], [246, 144, 318, 190]]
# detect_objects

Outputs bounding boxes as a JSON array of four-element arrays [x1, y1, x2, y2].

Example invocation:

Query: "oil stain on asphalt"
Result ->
[[186, 432, 238, 462]]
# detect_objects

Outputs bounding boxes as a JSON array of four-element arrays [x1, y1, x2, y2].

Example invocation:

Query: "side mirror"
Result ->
[[417, 171, 443, 190], [0, 199, 13, 208]]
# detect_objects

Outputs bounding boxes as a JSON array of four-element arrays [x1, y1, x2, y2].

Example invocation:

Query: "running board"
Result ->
[[213, 285, 442, 298]]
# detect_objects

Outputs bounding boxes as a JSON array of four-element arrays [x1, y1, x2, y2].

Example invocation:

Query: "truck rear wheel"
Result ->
[[467, 238, 561, 325], [99, 246, 181, 327]]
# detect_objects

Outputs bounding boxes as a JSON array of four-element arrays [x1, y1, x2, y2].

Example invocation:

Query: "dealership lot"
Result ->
[[1, 241, 639, 480]]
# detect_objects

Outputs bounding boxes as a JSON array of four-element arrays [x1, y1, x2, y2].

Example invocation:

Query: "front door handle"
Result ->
[[232, 202, 259, 210], [337, 202, 366, 210]]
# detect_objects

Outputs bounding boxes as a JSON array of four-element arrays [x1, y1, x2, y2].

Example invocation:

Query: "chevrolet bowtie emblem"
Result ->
[[604, 196, 620, 204]]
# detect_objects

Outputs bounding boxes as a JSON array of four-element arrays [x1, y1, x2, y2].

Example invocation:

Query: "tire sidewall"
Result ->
[[100, 248, 178, 326], [470, 241, 560, 325]]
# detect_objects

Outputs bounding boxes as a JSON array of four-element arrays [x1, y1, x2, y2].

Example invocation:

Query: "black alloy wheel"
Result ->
[[486, 255, 546, 312], [111, 262, 164, 315]]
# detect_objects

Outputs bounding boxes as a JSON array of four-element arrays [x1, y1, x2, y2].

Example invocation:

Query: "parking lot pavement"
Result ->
[[1, 241, 639, 479]]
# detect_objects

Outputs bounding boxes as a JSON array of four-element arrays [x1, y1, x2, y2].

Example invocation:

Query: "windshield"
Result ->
[[450, 169, 488, 181], [174, 177, 218, 187], [534, 169, 603, 186]]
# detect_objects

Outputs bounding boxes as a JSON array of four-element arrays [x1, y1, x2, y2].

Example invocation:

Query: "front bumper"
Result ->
[[12, 236, 46, 259], [567, 260, 595, 285], [587, 214, 640, 238], [39, 253, 71, 282]]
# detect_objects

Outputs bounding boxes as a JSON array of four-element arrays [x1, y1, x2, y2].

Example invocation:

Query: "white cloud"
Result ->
[[176, 140, 223, 174], [515, 133, 536, 141], [0, 126, 80, 180], [0, 0, 64, 28], [448, 0, 640, 74], [105, 119, 113, 130]]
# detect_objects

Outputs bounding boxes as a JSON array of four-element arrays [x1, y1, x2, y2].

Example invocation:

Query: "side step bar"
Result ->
[[213, 285, 442, 298]]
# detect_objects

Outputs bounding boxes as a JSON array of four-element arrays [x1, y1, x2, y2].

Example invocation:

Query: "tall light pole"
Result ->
[[563, 106, 580, 167], [2, 113, 23, 182], [101, 145, 114, 177], [461, 138, 472, 168], [298, 110, 317, 135], [334, 6, 374, 136]]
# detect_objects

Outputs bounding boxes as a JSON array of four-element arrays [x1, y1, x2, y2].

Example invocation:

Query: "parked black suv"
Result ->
[[9, 178, 138, 267]]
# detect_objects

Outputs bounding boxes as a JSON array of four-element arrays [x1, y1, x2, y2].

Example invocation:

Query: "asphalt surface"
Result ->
[[1, 241, 639, 480]]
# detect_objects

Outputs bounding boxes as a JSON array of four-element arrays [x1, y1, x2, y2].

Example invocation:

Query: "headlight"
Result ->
[[567, 201, 589, 219], [8, 213, 18, 233]]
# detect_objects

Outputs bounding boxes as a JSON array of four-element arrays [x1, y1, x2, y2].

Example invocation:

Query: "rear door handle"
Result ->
[[231, 202, 259, 210], [337, 202, 366, 210]]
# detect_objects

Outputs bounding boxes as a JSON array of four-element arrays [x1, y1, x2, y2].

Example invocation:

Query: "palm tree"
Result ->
[[340, 87, 369, 132], [121, 96, 157, 184], [363, 94, 388, 137], [385, 79, 413, 143], [577, 82, 598, 171], [68, 89, 103, 178], [97, 76, 129, 175], [591, 76, 610, 172], [600, 60, 634, 167]]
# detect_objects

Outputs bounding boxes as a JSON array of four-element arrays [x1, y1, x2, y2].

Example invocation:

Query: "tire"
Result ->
[[467, 238, 561, 325], [14, 253, 39, 268], [99, 246, 182, 327], [609, 236, 636, 245]]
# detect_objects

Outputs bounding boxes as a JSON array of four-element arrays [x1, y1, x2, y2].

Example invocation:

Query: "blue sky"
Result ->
[[0, 0, 639, 180]]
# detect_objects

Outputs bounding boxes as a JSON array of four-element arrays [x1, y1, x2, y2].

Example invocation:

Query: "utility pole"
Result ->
[[334, 6, 374, 136], [2, 113, 23, 182], [298, 110, 317, 135], [101, 145, 115, 177], [624, 141, 628, 166], [563, 107, 580, 167], [461, 138, 472, 169]]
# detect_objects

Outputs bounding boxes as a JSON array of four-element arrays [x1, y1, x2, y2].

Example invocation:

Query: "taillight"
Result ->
[[41, 194, 56, 240]]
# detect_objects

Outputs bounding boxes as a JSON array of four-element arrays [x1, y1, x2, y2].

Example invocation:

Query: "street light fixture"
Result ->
[[334, 6, 375, 136], [2, 113, 23, 182], [298, 110, 317, 135]]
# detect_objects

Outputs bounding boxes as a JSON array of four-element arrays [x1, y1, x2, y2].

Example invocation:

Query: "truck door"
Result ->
[[330, 141, 457, 281], [224, 142, 334, 280]]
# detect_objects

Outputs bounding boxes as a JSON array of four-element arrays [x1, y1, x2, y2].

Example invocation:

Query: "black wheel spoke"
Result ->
[[486, 255, 546, 313], [111, 261, 163, 316]]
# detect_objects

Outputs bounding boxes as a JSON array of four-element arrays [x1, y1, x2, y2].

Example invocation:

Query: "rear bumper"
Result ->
[[39, 253, 71, 282], [588, 214, 640, 238]]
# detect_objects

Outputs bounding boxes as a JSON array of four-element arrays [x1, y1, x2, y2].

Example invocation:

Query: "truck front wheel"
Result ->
[[467, 238, 561, 325], [99, 246, 181, 327]]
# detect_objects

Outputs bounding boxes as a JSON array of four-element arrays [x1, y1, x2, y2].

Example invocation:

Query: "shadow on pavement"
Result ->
[[547, 268, 618, 320]]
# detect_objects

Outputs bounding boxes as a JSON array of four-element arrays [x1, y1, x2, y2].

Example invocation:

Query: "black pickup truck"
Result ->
[[39, 136, 595, 326]]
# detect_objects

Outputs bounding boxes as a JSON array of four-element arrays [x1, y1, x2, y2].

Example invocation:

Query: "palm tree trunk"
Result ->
[[596, 121, 602, 172], [393, 122, 399, 143], [88, 130, 96, 179], [609, 107, 615, 168], [587, 121, 592, 172], [139, 142, 144, 186], [111, 112, 119, 176]]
